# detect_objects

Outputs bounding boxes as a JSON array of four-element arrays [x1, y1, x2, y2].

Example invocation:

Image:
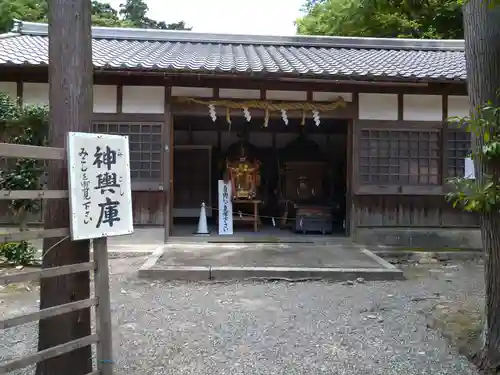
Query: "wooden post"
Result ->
[[163, 87, 172, 243], [93, 237, 113, 375], [36, 0, 93, 374]]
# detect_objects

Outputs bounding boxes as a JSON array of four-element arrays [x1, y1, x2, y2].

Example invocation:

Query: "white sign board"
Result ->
[[67, 132, 134, 240], [218, 180, 233, 235], [465, 157, 475, 180]]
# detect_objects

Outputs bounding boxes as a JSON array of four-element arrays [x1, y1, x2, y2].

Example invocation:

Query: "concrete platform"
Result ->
[[138, 243, 404, 281]]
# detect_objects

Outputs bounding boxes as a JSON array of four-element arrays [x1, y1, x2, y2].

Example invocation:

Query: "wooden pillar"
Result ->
[[348, 92, 360, 238], [163, 86, 173, 242], [37, 0, 93, 374]]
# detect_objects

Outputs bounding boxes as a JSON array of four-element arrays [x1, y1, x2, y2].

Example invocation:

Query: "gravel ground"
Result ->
[[0, 257, 484, 375]]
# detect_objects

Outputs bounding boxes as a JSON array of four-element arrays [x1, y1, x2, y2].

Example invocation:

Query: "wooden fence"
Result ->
[[0, 142, 113, 375]]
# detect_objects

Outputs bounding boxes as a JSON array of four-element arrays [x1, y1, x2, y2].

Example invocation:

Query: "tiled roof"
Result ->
[[0, 21, 466, 82]]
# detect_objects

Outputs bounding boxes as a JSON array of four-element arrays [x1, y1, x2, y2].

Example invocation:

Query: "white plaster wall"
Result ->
[[448, 95, 469, 118], [358, 93, 398, 120], [23, 83, 49, 106], [122, 86, 164, 113], [93, 85, 117, 113], [266, 90, 307, 101], [403, 94, 442, 121], [312, 92, 352, 102], [171, 86, 213, 98], [0, 82, 17, 99], [219, 89, 260, 99]]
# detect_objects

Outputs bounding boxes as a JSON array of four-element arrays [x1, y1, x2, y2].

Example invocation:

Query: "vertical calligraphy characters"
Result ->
[[78, 148, 92, 224], [68, 132, 134, 241], [93, 145, 124, 229], [217, 179, 233, 235], [222, 184, 229, 232]]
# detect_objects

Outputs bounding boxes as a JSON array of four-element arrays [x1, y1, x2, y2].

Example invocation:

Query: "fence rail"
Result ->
[[0, 190, 69, 200], [0, 141, 113, 375], [0, 143, 65, 160], [1, 228, 70, 243]]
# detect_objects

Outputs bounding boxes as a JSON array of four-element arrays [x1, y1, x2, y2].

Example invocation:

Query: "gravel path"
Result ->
[[0, 257, 484, 375]]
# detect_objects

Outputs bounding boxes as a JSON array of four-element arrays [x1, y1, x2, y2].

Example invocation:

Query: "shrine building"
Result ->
[[0, 21, 478, 249]]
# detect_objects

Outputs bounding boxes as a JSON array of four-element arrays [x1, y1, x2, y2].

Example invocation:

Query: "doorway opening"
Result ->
[[171, 115, 349, 238]]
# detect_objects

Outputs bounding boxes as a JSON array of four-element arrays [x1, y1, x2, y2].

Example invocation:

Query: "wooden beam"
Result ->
[[397, 93, 404, 120], [0, 334, 99, 373], [0, 298, 97, 329], [0, 66, 468, 95], [0, 261, 95, 285], [131, 181, 163, 191], [116, 84, 123, 113], [16, 80, 23, 105], [171, 102, 356, 119], [93, 237, 113, 375], [355, 185, 444, 195], [441, 94, 449, 187], [0, 190, 68, 200], [0, 144, 65, 160], [355, 120, 443, 130], [1, 227, 69, 243], [93, 113, 164, 123], [163, 86, 173, 242]]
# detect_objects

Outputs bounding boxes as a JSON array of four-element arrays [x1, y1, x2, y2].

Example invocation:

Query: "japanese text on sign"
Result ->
[[218, 180, 233, 235], [67, 132, 134, 240]]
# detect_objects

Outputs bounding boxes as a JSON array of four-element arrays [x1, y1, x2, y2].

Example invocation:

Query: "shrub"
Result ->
[[0, 240, 37, 265]]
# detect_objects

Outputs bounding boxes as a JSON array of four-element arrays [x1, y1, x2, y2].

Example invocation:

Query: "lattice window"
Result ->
[[93, 123, 162, 180], [447, 130, 471, 178], [359, 129, 440, 185]]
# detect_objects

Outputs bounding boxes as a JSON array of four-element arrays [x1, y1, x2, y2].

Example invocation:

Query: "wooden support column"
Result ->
[[37, 0, 93, 374], [348, 92, 360, 238], [16, 81, 23, 106], [397, 93, 404, 120], [441, 94, 449, 186], [163, 86, 173, 242]]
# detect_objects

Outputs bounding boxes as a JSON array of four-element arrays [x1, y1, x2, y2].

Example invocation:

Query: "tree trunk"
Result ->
[[463, 1, 500, 373], [36, 0, 93, 374]]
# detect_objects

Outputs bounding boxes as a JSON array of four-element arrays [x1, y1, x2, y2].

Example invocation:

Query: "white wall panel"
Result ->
[[403, 94, 442, 121], [23, 83, 49, 106], [93, 85, 117, 113], [171, 86, 213, 98], [266, 90, 307, 101], [0, 82, 17, 99], [122, 86, 164, 113], [219, 89, 260, 99], [358, 93, 398, 120], [448, 95, 469, 119]]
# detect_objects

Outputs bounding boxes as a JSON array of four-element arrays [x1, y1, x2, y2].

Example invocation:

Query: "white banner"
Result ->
[[67, 132, 134, 240], [464, 157, 475, 180], [218, 180, 233, 235]]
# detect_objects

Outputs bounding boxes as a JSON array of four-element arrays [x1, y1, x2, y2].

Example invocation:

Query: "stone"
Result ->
[[429, 269, 444, 274]]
